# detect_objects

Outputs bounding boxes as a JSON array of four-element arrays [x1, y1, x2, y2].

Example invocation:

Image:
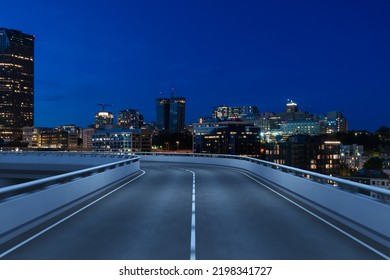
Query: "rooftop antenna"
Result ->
[[97, 103, 113, 111]]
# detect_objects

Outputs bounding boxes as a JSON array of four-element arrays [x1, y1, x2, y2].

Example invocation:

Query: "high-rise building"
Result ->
[[169, 97, 186, 133], [156, 98, 170, 132], [325, 111, 348, 133], [95, 111, 114, 130], [0, 28, 34, 142], [156, 96, 185, 133], [118, 109, 141, 129], [286, 100, 298, 113]]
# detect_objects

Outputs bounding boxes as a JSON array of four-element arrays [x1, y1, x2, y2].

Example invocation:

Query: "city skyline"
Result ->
[[1, 0, 389, 131]]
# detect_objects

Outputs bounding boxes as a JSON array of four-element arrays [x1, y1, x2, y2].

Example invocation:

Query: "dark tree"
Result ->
[[336, 131, 381, 155], [363, 157, 384, 171], [376, 126, 390, 140]]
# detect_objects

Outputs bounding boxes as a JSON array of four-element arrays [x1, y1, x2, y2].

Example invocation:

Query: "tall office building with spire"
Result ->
[[0, 28, 34, 142]]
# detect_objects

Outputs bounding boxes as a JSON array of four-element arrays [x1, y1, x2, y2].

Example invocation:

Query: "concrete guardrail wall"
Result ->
[[0, 152, 140, 245]]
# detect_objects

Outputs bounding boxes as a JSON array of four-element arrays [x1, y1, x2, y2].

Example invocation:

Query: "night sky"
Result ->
[[2, 0, 389, 131]]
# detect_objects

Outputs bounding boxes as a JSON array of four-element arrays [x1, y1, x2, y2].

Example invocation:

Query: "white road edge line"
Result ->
[[0, 170, 146, 259], [237, 170, 390, 260], [185, 169, 196, 260]]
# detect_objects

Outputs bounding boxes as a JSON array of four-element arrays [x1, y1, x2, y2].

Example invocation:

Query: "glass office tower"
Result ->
[[0, 28, 34, 142], [156, 96, 185, 133]]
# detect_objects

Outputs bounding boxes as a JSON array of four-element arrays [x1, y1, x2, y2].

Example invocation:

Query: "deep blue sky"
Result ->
[[2, 0, 389, 131]]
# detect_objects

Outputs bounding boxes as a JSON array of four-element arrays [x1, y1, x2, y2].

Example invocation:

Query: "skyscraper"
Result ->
[[118, 109, 141, 129], [156, 96, 185, 133], [95, 111, 114, 130], [156, 98, 170, 132], [0, 28, 34, 142], [325, 111, 348, 133], [286, 100, 298, 113], [169, 97, 185, 133]]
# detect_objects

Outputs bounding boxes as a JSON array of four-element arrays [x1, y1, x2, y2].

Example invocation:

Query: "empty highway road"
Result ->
[[0, 161, 387, 260]]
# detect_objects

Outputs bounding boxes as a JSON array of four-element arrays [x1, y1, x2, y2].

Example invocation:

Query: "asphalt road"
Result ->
[[0, 162, 386, 260]]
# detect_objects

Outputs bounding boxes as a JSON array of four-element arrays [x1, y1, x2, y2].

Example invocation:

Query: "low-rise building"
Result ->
[[344, 170, 390, 202], [22, 127, 49, 148], [280, 120, 321, 136], [39, 130, 69, 149], [92, 128, 151, 153], [23, 126, 80, 150], [340, 144, 368, 171]]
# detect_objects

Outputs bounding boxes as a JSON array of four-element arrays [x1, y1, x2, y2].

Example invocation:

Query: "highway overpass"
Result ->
[[0, 152, 389, 259]]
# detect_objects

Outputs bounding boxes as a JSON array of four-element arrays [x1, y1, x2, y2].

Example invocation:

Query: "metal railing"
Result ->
[[0, 154, 139, 201], [135, 152, 390, 202]]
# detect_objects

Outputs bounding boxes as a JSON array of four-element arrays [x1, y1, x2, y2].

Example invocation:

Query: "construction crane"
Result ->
[[97, 103, 113, 111]]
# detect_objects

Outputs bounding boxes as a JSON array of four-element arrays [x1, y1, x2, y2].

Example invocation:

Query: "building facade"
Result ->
[[344, 170, 390, 202], [193, 121, 261, 157], [0, 28, 34, 142], [156, 96, 185, 133], [340, 144, 367, 171], [117, 109, 142, 129], [92, 128, 152, 152], [22, 126, 50, 148], [254, 101, 347, 142], [280, 120, 321, 136], [325, 111, 348, 134], [39, 130, 70, 149], [263, 135, 341, 176], [212, 105, 260, 120], [95, 111, 114, 130], [82, 127, 95, 150], [22, 126, 79, 150]]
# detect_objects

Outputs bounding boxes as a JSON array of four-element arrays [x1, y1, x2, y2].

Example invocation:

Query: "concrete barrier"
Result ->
[[0, 152, 132, 175]]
